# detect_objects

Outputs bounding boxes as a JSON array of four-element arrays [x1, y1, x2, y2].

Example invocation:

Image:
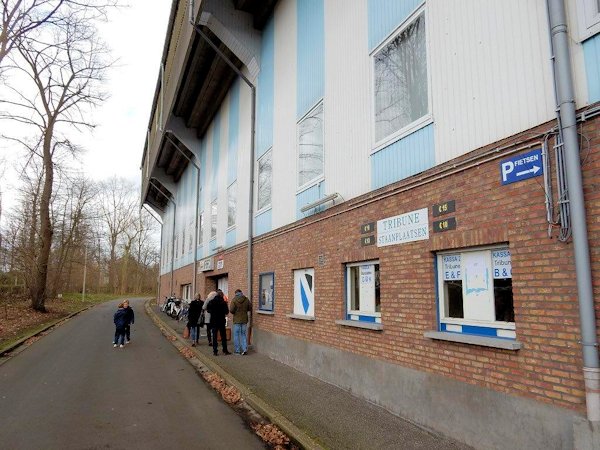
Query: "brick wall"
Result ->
[[160, 113, 600, 414]]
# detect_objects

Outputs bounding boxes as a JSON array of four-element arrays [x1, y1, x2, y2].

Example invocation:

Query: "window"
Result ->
[[210, 200, 217, 239], [259, 272, 275, 312], [257, 150, 272, 211], [227, 182, 237, 228], [346, 261, 381, 322], [188, 222, 193, 252], [181, 228, 186, 255], [198, 211, 204, 245], [577, 0, 600, 41], [293, 268, 315, 317], [297, 102, 324, 189], [373, 10, 428, 145], [182, 284, 192, 301], [174, 234, 179, 258], [437, 247, 515, 338]]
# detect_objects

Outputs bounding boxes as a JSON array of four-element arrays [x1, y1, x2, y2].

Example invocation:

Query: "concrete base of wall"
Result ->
[[254, 329, 587, 450]]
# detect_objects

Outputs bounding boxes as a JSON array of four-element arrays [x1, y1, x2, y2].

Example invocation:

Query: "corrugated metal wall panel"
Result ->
[[367, 0, 423, 51], [297, 0, 324, 118], [584, 33, 600, 103], [272, 0, 298, 229], [255, 209, 273, 236], [324, 0, 371, 200], [371, 124, 434, 190], [226, 228, 237, 248], [429, 0, 555, 164], [257, 17, 275, 158], [296, 180, 326, 219]]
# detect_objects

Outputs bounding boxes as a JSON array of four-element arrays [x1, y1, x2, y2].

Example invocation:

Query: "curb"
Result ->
[[0, 305, 94, 358], [145, 299, 325, 450]]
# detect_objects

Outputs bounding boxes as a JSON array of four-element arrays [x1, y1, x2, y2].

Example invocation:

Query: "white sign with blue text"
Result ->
[[492, 249, 512, 279], [500, 148, 543, 185], [377, 208, 429, 247]]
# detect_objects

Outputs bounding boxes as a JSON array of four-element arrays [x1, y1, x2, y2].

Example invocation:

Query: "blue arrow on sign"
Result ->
[[500, 148, 543, 185]]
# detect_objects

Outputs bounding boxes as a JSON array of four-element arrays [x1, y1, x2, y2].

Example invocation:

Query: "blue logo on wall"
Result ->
[[500, 148, 543, 185]]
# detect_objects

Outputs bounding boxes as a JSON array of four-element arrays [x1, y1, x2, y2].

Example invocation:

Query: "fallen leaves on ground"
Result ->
[[179, 346, 196, 359], [251, 423, 291, 448], [0, 299, 67, 346]]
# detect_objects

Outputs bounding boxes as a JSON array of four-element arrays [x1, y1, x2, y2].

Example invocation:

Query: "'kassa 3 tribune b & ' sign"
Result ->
[[376, 208, 429, 247]]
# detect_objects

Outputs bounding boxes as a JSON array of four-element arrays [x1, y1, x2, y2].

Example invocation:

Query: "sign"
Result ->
[[433, 217, 457, 233], [359, 265, 376, 312], [361, 235, 375, 246], [492, 249, 512, 278], [216, 259, 224, 270], [198, 257, 214, 273], [442, 255, 461, 280], [432, 200, 455, 217], [377, 208, 429, 247], [500, 148, 543, 185], [360, 222, 375, 234]]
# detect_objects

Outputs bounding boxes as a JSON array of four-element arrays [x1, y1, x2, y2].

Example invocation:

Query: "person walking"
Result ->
[[123, 300, 135, 344], [230, 289, 250, 355], [207, 290, 230, 356], [187, 294, 203, 346], [203, 291, 217, 346], [113, 302, 128, 348]]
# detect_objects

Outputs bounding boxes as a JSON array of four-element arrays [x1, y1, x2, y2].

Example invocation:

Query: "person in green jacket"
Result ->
[[229, 289, 250, 355]]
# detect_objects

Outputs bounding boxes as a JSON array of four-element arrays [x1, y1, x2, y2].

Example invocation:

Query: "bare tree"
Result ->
[[0, 6, 110, 311]]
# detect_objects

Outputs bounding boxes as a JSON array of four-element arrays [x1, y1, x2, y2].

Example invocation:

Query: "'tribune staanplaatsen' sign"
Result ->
[[377, 208, 429, 247]]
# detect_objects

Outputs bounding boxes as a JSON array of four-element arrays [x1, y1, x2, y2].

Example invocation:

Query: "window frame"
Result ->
[[345, 260, 382, 322], [198, 211, 204, 246], [227, 181, 237, 229], [296, 100, 325, 193], [258, 272, 275, 312], [257, 149, 273, 213], [370, 5, 432, 153], [436, 245, 515, 333], [210, 200, 217, 239], [576, 0, 600, 41]]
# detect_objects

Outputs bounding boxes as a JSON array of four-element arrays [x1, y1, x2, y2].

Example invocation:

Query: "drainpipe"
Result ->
[[163, 131, 202, 299], [188, 3, 257, 330], [547, 0, 600, 422], [149, 179, 177, 299]]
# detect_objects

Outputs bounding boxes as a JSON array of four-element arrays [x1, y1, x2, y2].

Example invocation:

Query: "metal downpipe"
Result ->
[[547, 0, 600, 421]]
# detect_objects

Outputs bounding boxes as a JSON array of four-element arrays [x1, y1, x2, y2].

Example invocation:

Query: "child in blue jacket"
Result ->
[[113, 302, 128, 348]]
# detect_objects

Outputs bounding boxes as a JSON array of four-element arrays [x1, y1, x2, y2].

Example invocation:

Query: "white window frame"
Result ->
[[577, 0, 600, 41], [346, 260, 381, 320], [296, 100, 325, 192], [436, 245, 515, 332], [227, 181, 237, 229], [198, 211, 204, 245], [210, 200, 217, 239], [257, 149, 273, 213], [370, 5, 432, 153]]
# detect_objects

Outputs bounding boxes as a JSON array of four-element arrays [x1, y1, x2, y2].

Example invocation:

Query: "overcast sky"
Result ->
[[0, 0, 172, 217]]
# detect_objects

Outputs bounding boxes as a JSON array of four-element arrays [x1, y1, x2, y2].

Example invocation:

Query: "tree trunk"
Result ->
[[31, 127, 55, 312]]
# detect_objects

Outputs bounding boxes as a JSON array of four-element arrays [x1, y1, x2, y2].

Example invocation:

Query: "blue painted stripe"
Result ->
[[257, 16, 274, 158], [226, 228, 236, 248], [368, 0, 422, 51], [371, 123, 435, 190], [583, 33, 600, 103], [296, 180, 326, 219], [196, 244, 204, 261], [346, 314, 378, 323], [228, 79, 240, 184], [209, 238, 218, 253], [441, 323, 516, 340], [255, 208, 272, 236], [297, 0, 324, 118], [211, 112, 221, 200]]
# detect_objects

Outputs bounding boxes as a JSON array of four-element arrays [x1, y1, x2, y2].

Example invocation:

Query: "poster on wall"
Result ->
[[359, 265, 376, 312], [259, 272, 274, 311]]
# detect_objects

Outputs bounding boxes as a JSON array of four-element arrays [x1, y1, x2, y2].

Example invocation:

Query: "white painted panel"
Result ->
[[217, 100, 230, 249], [497, 329, 516, 339], [429, 0, 555, 164], [236, 74, 251, 244], [324, 0, 371, 200], [565, 0, 591, 109], [272, 0, 298, 228], [446, 324, 462, 333]]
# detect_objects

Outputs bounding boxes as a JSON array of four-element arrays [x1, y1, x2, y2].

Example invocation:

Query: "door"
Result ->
[[217, 276, 228, 298]]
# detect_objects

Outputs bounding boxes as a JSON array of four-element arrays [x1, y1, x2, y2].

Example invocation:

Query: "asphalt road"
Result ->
[[0, 298, 264, 450]]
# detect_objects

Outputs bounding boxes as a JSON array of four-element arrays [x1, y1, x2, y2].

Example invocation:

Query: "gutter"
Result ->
[[547, 0, 600, 422]]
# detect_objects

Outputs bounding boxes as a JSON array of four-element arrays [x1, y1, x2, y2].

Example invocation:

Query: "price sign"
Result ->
[[361, 222, 375, 234], [432, 200, 456, 217], [361, 235, 375, 246], [433, 217, 457, 233]]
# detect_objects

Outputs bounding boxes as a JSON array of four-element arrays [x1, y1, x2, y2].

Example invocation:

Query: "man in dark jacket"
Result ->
[[113, 303, 128, 348], [123, 300, 135, 344], [187, 294, 203, 346], [230, 289, 250, 355], [207, 291, 230, 356]]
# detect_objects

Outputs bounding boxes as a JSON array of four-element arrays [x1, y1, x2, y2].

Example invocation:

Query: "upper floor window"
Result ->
[[210, 200, 217, 239], [257, 150, 272, 211], [198, 211, 204, 245], [373, 10, 428, 146], [297, 101, 324, 189], [437, 247, 515, 338], [227, 182, 237, 228]]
